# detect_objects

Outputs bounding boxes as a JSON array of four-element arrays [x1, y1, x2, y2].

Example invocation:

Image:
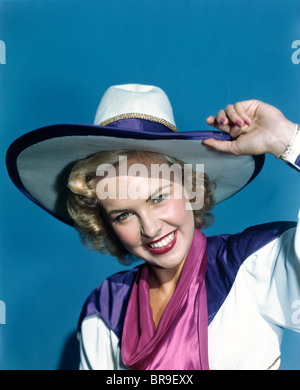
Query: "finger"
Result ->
[[216, 109, 229, 126], [207, 112, 247, 140], [234, 102, 252, 126], [206, 113, 230, 132], [206, 115, 216, 125], [202, 138, 240, 155], [225, 104, 245, 127]]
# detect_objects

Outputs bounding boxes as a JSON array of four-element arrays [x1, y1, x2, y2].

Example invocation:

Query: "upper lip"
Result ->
[[144, 230, 176, 246]]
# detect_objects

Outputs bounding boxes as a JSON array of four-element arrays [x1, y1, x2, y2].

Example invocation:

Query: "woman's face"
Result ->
[[98, 158, 195, 270]]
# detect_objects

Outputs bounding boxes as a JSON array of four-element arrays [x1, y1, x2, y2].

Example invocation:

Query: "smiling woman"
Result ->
[[67, 149, 215, 265], [6, 83, 300, 370]]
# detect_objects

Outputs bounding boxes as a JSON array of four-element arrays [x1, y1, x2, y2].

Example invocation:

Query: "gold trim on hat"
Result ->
[[98, 113, 179, 133]]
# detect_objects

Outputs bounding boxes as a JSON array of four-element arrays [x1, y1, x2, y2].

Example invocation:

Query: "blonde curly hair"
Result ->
[[67, 150, 215, 265]]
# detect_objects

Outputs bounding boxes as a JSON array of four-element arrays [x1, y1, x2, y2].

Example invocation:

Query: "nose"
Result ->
[[139, 211, 161, 239]]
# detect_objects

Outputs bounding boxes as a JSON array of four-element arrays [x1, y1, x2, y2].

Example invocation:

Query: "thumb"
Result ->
[[202, 138, 238, 155]]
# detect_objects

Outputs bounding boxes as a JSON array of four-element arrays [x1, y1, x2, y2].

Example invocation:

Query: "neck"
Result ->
[[148, 260, 185, 292], [148, 256, 187, 330]]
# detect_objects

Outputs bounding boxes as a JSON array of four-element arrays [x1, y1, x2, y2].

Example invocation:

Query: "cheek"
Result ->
[[166, 198, 194, 228], [112, 222, 140, 248]]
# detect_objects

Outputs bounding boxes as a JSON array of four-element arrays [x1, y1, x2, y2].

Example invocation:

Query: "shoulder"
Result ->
[[77, 266, 140, 339], [205, 221, 297, 323], [206, 221, 296, 266]]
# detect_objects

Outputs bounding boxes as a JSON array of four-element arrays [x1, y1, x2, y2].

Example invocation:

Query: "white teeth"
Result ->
[[149, 231, 175, 249]]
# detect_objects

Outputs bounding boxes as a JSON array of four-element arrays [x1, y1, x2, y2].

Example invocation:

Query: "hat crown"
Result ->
[[93, 84, 176, 128]]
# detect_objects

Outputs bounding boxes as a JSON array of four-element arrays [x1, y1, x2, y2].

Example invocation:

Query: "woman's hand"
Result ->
[[203, 100, 295, 157]]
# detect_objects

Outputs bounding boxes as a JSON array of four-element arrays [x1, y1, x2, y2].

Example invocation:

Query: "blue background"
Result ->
[[0, 0, 299, 370]]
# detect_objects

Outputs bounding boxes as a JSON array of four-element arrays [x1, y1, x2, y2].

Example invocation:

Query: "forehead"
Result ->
[[96, 173, 177, 204], [96, 156, 183, 198]]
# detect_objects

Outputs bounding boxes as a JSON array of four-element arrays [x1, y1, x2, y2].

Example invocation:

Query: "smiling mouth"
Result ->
[[144, 230, 177, 254]]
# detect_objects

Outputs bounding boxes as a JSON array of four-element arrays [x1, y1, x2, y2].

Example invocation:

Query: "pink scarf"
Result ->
[[121, 229, 209, 370]]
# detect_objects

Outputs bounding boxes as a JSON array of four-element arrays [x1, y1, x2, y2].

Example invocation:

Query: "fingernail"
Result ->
[[236, 120, 243, 127], [245, 119, 251, 126], [220, 117, 226, 124]]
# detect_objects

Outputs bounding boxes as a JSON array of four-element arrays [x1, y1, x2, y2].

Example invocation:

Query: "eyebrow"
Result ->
[[107, 184, 172, 217]]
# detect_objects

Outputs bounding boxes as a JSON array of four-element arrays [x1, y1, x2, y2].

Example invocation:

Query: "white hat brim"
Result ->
[[6, 123, 264, 225]]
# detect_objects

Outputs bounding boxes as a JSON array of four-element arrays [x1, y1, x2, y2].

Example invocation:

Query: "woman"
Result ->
[[6, 84, 300, 369]]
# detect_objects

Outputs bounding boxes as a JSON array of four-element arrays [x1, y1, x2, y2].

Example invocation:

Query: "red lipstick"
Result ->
[[143, 230, 177, 255]]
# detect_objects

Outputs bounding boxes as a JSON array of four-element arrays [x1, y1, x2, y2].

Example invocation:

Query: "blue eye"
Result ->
[[115, 212, 132, 222], [153, 194, 166, 204]]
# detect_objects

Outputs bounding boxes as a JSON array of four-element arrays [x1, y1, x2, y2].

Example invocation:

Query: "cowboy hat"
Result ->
[[6, 84, 264, 226]]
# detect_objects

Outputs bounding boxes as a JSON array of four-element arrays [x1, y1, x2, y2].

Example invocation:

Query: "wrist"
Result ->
[[268, 119, 296, 157], [275, 123, 299, 160]]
